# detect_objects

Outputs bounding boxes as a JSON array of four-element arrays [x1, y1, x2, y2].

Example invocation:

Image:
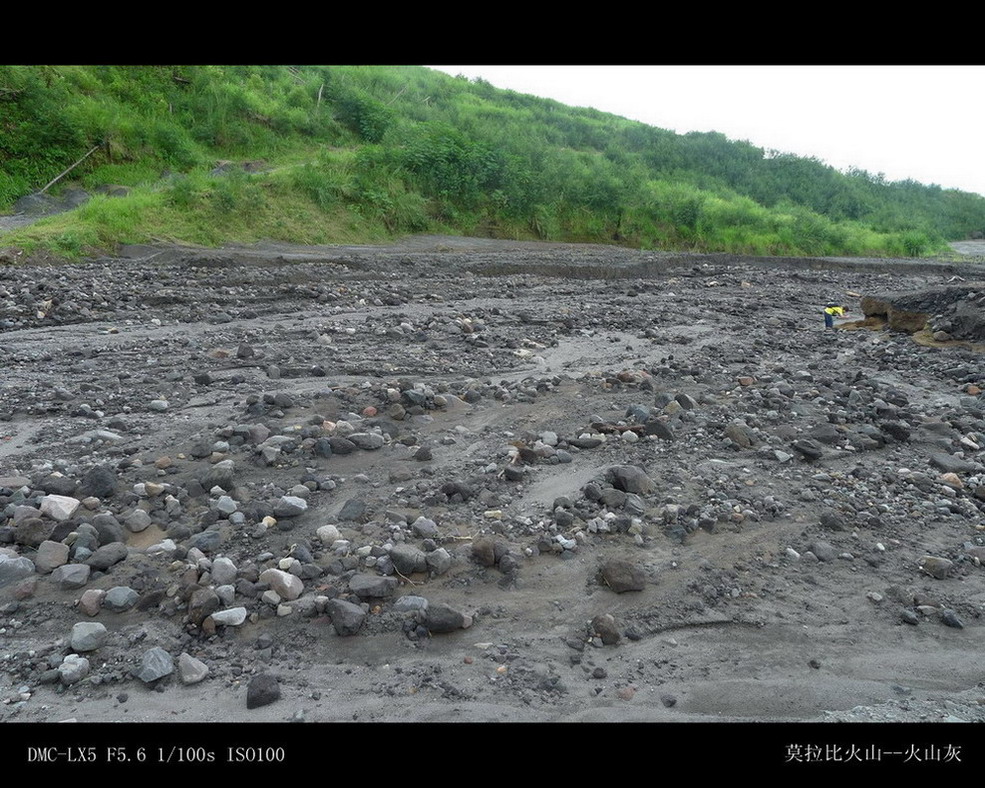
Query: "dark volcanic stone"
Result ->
[[389, 543, 427, 575], [85, 542, 128, 570], [40, 475, 79, 496], [338, 499, 368, 522], [425, 603, 469, 634], [601, 558, 647, 593], [879, 421, 911, 442], [348, 573, 397, 599], [792, 439, 823, 461], [592, 613, 621, 645], [472, 538, 500, 567], [188, 587, 221, 625], [14, 518, 52, 548], [246, 673, 281, 709], [326, 598, 366, 636], [440, 481, 474, 501], [79, 466, 118, 499], [328, 437, 356, 455], [608, 466, 655, 495]]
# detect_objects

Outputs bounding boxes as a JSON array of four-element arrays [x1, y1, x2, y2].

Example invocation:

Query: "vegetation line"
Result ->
[[1, 65, 983, 261]]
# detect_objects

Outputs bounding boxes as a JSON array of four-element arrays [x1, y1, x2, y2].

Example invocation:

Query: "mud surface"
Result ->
[[2, 237, 985, 724]]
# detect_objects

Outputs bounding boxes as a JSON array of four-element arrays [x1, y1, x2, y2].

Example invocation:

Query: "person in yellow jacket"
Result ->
[[823, 302, 847, 329]]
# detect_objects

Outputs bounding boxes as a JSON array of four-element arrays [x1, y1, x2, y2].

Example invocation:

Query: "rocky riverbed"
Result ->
[[2, 236, 985, 723]]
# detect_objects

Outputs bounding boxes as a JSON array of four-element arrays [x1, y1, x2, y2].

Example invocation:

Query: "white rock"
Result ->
[[210, 607, 248, 626], [259, 568, 303, 600], [40, 495, 80, 522]]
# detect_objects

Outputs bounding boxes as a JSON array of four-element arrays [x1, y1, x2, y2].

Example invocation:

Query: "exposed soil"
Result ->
[[2, 236, 985, 724]]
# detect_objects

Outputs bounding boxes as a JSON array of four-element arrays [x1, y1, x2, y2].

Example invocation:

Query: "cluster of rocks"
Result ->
[[3, 243, 985, 721]]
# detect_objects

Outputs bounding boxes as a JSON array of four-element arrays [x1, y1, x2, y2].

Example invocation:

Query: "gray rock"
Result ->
[[327, 598, 366, 636], [608, 466, 656, 495], [0, 555, 35, 586], [348, 573, 397, 599], [14, 518, 53, 548], [411, 517, 439, 538], [273, 496, 307, 518], [393, 595, 429, 613], [929, 453, 977, 474], [86, 542, 128, 570], [211, 557, 237, 586], [643, 420, 676, 440], [35, 541, 70, 574], [79, 466, 118, 499], [348, 432, 385, 450], [188, 528, 222, 553], [124, 509, 152, 533], [133, 647, 174, 684], [426, 547, 452, 575], [389, 543, 427, 575], [178, 653, 210, 685], [90, 514, 125, 545], [52, 563, 91, 589], [920, 556, 953, 579], [592, 613, 621, 645], [71, 621, 108, 652], [425, 603, 471, 634], [328, 437, 356, 455], [59, 654, 90, 685], [725, 421, 756, 449], [810, 541, 839, 562], [338, 499, 368, 522], [941, 610, 964, 629], [202, 460, 235, 491], [247, 673, 281, 709], [103, 586, 138, 612], [188, 588, 221, 625], [792, 439, 824, 461], [601, 558, 647, 592]]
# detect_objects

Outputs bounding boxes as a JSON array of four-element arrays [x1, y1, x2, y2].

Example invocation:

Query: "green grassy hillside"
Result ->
[[2, 65, 983, 259]]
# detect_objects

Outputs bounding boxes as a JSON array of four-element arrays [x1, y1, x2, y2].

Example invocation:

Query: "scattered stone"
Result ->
[[608, 466, 656, 495], [600, 558, 647, 593], [592, 614, 621, 645], [178, 653, 210, 685], [103, 586, 139, 612], [0, 555, 35, 586], [34, 541, 70, 574], [133, 647, 174, 684], [940, 610, 964, 629], [273, 496, 307, 518], [86, 542, 128, 570], [59, 654, 90, 685], [70, 622, 108, 652], [348, 573, 397, 599], [920, 556, 953, 580], [425, 603, 472, 634], [246, 673, 281, 709], [210, 607, 248, 627], [51, 563, 91, 589], [326, 598, 366, 636], [259, 568, 304, 600], [78, 589, 105, 616]]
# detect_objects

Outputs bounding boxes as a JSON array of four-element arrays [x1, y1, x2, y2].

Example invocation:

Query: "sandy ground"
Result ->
[[1, 237, 985, 746]]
